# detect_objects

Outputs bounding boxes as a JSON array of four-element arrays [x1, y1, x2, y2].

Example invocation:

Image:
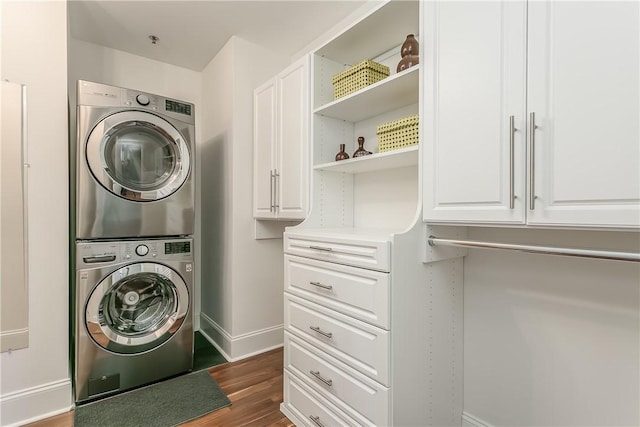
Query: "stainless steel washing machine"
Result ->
[[75, 80, 195, 239], [74, 237, 193, 402]]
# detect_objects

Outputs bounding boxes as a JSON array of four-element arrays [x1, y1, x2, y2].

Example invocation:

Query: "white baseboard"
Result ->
[[0, 379, 72, 427], [199, 313, 283, 362], [280, 402, 303, 426], [462, 411, 494, 427]]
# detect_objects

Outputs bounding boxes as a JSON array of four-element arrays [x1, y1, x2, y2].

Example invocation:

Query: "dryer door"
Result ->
[[85, 111, 191, 202], [85, 262, 190, 354]]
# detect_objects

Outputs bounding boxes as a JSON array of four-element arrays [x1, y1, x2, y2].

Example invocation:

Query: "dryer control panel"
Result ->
[[77, 80, 195, 124]]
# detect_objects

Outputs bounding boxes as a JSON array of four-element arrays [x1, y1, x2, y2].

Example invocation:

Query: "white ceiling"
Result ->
[[68, 0, 370, 71]]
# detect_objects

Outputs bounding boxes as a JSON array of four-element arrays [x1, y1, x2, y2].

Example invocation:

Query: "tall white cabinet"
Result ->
[[422, 0, 640, 229], [280, 1, 464, 426], [254, 56, 310, 220]]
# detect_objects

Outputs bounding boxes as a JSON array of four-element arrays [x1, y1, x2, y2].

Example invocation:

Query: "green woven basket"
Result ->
[[332, 59, 390, 100], [376, 114, 419, 152]]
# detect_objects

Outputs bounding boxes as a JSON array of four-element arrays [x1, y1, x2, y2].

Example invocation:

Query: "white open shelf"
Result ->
[[314, 66, 419, 122], [315, 1, 419, 65], [314, 145, 418, 174]]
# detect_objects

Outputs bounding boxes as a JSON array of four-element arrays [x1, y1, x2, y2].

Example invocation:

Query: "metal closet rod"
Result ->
[[428, 236, 640, 263]]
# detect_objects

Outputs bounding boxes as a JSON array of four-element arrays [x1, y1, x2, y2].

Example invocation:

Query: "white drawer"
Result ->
[[285, 255, 390, 329], [285, 332, 389, 426], [284, 232, 390, 272], [285, 294, 390, 386], [284, 371, 362, 427]]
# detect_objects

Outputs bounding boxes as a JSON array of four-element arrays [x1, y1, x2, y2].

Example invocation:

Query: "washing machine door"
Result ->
[[85, 110, 191, 202], [85, 262, 190, 354]]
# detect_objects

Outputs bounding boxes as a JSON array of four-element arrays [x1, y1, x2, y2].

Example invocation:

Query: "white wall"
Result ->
[[0, 1, 72, 425], [199, 36, 290, 360], [199, 38, 234, 351], [463, 227, 640, 427], [67, 38, 202, 121]]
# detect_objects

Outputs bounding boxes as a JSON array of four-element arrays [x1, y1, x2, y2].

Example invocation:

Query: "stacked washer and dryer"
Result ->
[[73, 80, 196, 402]]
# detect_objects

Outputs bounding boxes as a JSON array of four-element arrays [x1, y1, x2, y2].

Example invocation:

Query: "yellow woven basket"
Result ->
[[331, 59, 390, 100], [376, 114, 419, 152]]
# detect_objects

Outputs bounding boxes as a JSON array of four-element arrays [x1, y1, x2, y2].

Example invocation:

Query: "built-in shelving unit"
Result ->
[[281, 1, 463, 427], [309, 0, 421, 217]]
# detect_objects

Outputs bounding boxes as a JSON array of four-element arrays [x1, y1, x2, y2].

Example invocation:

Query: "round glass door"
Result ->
[[85, 111, 191, 202], [85, 263, 190, 354]]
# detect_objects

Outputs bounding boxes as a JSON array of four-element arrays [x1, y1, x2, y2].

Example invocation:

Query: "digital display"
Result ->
[[166, 100, 192, 116], [165, 241, 191, 254]]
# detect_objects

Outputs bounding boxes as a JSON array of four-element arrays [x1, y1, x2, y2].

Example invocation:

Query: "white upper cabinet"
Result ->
[[423, 0, 640, 229], [253, 55, 310, 220], [423, 1, 527, 224], [527, 1, 640, 227]]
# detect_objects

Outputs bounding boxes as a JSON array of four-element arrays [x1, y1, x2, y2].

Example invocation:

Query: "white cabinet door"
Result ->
[[277, 55, 309, 219], [253, 56, 309, 220], [527, 1, 640, 228], [253, 79, 277, 219], [423, 1, 527, 224]]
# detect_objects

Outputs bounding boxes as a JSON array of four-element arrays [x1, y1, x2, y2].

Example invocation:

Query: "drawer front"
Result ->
[[285, 332, 389, 426], [284, 371, 362, 427], [285, 255, 390, 329], [284, 233, 390, 272], [285, 295, 390, 386]]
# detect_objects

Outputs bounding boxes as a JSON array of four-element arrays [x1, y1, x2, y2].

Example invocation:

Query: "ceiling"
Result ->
[[68, 0, 370, 71]]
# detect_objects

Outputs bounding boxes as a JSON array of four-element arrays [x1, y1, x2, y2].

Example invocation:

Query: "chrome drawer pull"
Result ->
[[309, 325, 333, 338], [309, 281, 333, 290], [309, 415, 325, 427], [309, 245, 333, 252], [309, 370, 333, 387]]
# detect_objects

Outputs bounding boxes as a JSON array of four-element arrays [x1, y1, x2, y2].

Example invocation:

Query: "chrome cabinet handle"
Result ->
[[509, 115, 517, 209], [273, 169, 279, 209], [309, 246, 333, 252], [269, 170, 275, 212], [309, 281, 332, 290], [309, 415, 325, 427], [529, 112, 536, 210], [309, 325, 332, 338], [309, 370, 333, 387]]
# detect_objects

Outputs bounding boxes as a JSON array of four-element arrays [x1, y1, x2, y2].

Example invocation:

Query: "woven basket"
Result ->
[[376, 114, 419, 152], [331, 59, 390, 100]]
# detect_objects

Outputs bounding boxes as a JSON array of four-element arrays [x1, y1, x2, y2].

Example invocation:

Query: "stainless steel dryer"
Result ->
[[74, 237, 193, 402], [75, 80, 195, 239]]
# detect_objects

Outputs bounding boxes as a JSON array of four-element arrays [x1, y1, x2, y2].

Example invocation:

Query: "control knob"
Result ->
[[136, 94, 150, 106], [135, 244, 149, 256]]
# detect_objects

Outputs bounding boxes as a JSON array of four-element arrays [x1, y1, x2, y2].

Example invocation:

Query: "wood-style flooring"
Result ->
[[24, 347, 293, 427]]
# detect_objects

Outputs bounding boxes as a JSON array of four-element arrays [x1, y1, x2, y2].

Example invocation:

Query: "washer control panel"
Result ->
[[76, 238, 193, 267]]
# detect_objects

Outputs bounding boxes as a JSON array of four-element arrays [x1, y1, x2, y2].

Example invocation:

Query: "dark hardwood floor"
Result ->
[[24, 347, 293, 427]]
